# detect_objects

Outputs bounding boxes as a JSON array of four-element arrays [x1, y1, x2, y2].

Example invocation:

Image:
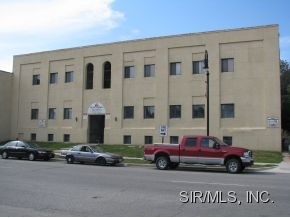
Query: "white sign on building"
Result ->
[[88, 102, 106, 115], [267, 117, 279, 128]]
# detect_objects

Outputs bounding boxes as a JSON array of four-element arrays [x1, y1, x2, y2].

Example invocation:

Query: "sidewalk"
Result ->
[[262, 152, 290, 173]]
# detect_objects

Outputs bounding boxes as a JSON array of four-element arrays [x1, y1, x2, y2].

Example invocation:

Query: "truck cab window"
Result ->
[[185, 138, 197, 147], [201, 138, 215, 148]]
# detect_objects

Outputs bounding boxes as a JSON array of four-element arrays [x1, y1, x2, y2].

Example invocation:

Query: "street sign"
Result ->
[[159, 125, 168, 136]]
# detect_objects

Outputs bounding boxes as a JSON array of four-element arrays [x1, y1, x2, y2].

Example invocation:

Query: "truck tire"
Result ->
[[156, 156, 170, 170], [226, 158, 242, 174]]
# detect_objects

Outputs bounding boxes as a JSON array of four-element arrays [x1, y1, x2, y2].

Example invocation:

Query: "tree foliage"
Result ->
[[281, 59, 290, 133]]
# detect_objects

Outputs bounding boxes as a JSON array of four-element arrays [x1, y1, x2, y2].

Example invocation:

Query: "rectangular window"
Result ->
[[221, 104, 235, 118], [221, 58, 234, 72], [63, 108, 72, 120], [31, 133, 36, 141], [144, 106, 155, 119], [170, 105, 181, 118], [144, 64, 155, 77], [170, 136, 179, 144], [31, 109, 39, 120], [145, 136, 153, 144], [192, 61, 205, 74], [48, 134, 54, 142], [124, 66, 135, 78], [50, 72, 58, 84], [124, 106, 134, 119], [170, 62, 181, 75], [192, 104, 205, 118], [64, 134, 70, 142], [65, 71, 74, 83], [32, 74, 40, 85], [48, 108, 56, 120], [223, 136, 232, 145], [123, 135, 131, 144]]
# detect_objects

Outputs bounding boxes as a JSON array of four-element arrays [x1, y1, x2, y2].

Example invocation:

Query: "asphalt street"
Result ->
[[0, 158, 290, 216]]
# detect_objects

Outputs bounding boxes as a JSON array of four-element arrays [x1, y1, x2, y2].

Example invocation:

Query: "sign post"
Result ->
[[159, 125, 168, 144]]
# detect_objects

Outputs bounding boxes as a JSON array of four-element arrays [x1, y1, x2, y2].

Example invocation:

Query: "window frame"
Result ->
[[144, 136, 153, 144], [49, 72, 58, 84], [123, 106, 134, 119], [221, 58, 234, 72], [48, 134, 54, 142], [170, 62, 181, 75], [103, 61, 111, 89], [123, 135, 131, 144], [124, 66, 135, 78], [169, 105, 181, 119], [221, 104, 235, 118], [64, 134, 70, 142], [65, 71, 74, 83], [192, 61, 205, 74], [144, 64, 155, 77], [192, 104, 205, 119], [85, 63, 94, 90], [48, 108, 56, 120], [170, 136, 179, 144], [32, 74, 40, 85], [63, 108, 72, 120], [31, 108, 39, 120], [144, 106, 155, 119]]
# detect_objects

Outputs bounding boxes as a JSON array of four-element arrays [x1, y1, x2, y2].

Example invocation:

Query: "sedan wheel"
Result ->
[[2, 151, 8, 159], [28, 153, 35, 161], [66, 156, 74, 164], [96, 157, 106, 166]]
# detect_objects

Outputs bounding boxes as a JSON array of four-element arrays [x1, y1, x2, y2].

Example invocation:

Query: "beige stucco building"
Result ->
[[7, 24, 281, 151], [0, 70, 12, 141]]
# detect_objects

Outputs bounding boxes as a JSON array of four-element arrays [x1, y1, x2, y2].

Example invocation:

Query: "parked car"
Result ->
[[64, 144, 124, 166], [0, 141, 55, 161], [0, 140, 11, 146], [144, 135, 254, 173]]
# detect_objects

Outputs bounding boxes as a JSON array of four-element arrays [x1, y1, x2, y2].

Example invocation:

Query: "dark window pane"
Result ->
[[221, 104, 235, 118], [170, 105, 181, 118]]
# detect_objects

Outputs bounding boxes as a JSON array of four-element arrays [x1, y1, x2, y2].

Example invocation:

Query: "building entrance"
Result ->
[[89, 115, 105, 144]]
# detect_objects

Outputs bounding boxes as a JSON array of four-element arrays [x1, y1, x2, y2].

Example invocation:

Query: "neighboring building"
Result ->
[[0, 70, 12, 142], [10, 24, 281, 151]]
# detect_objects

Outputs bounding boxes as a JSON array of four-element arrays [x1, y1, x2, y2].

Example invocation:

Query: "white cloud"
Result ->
[[0, 0, 124, 34], [0, 0, 124, 72]]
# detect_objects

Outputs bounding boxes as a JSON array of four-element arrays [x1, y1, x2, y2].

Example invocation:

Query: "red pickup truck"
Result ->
[[144, 135, 254, 173]]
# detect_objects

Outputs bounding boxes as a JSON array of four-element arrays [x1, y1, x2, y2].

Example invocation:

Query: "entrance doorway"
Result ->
[[89, 115, 105, 143]]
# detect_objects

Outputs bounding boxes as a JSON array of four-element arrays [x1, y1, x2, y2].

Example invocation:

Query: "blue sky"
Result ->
[[1, 0, 290, 72]]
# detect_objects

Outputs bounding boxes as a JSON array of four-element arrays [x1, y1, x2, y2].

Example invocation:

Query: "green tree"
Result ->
[[281, 60, 290, 133]]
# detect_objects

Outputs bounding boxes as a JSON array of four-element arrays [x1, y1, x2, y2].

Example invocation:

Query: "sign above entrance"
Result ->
[[88, 102, 106, 115]]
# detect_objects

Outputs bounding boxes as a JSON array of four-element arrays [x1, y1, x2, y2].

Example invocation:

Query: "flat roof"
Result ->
[[14, 24, 278, 58]]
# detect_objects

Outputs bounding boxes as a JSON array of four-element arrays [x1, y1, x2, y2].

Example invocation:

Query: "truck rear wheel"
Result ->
[[156, 156, 170, 170], [226, 158, 242, 174]]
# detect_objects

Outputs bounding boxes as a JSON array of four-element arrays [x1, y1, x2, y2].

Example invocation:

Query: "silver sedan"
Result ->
[[65, 144, 124, 166]]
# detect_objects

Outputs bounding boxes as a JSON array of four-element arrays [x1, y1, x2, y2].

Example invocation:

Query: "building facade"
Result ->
[[10, 25, 281, 151], [0, 70, 12, 141]]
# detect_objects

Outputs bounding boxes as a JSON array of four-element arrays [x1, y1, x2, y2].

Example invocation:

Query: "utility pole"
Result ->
[[204, 50, 209, 136]]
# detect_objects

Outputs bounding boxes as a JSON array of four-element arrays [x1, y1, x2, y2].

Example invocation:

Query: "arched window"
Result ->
[[86, 63, 94, 89], [103, 61, 111, 89]]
